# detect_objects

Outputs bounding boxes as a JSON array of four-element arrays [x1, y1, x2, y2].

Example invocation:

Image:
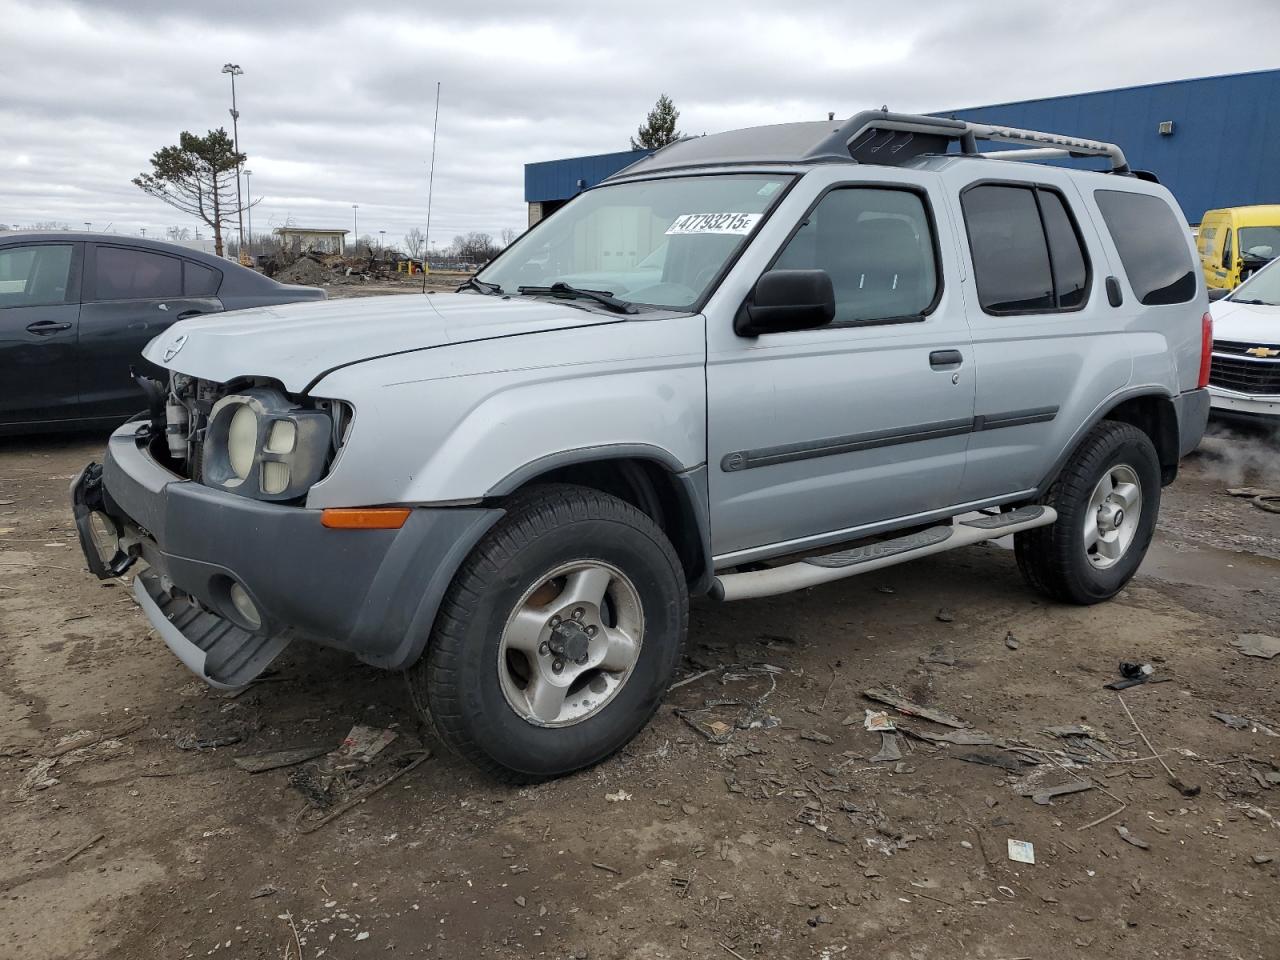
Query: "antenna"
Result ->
[[422, 81, 441, 294]]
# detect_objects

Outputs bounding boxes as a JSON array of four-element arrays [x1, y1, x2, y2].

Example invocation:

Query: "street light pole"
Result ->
[[222, 63, 245, 259], [244, 170, 253, 260], [352, 204, 358, 251], [379, 229, 386, 255]]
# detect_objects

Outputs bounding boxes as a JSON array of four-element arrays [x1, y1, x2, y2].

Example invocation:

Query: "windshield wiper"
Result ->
[[458, 276, 503, 295], [1229, 298, 1277, 306], [517, 281, 637, 315]]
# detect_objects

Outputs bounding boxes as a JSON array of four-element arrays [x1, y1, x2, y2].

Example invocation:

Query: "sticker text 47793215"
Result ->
[[665, 212, 763, 236]]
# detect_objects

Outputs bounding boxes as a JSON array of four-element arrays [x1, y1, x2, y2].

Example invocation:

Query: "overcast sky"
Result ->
[[3, 0, 1278, 251]]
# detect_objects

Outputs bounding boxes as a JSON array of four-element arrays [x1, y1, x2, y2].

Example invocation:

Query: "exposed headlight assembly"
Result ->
[[202, 388, 332, 501]]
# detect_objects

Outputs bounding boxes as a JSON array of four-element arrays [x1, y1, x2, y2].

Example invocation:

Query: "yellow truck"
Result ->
[[1198, 205, 1280, 291]]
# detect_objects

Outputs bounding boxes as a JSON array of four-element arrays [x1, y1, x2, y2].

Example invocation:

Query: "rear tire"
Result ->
[[1015, 421, 1161, 605], [409, 484, 687, 783]]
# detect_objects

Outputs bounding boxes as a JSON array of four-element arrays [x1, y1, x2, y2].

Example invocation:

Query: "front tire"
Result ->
[[1015, 421, 1161, 605], [410, 484, 688, 782]]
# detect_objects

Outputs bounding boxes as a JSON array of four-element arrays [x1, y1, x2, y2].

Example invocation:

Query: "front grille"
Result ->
[[1209, 353, 1280, 395]]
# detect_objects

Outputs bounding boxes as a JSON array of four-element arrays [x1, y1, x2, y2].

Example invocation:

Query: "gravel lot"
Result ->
[[1, 405, 1278, 960]]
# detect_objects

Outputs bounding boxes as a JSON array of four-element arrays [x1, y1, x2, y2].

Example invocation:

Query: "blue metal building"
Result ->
[[524, 70, 1280, 225]]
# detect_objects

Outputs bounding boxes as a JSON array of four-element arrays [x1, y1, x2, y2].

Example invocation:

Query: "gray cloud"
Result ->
[[3, 0, 1278, 249]]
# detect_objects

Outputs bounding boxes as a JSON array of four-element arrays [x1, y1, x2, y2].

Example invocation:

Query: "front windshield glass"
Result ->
[[478, 174, 792, 310], [1230, 257, 1280, 306], [1239, 226, 1280, 263]]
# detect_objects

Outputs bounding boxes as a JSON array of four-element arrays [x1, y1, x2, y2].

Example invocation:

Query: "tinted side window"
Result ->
[[184, 261, 221, 296], [962, 185, 1054, 313], [1093, 190, 1196, 305], [773, 187, 938, 323], [1039, 190, 1089, 308], [94, 246, 183, 300], [0, 244, 73, 308]]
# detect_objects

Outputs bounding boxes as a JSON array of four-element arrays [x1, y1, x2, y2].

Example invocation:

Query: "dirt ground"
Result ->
[[2, 410, 1279, 960]]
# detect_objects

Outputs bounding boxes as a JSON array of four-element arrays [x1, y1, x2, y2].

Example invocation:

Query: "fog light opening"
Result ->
[[228, 582, 262, 631]]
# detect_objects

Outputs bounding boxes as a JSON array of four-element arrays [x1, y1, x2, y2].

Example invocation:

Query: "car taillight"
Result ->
[[1198, 311, 1213, 389]]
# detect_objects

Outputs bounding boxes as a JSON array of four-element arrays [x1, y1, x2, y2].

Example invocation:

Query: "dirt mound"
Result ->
[[275, 255, 328, 286]]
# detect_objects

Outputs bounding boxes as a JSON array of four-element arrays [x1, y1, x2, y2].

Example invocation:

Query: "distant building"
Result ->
[[526, 69, 1280, 226], [273, 226, 349, 254]]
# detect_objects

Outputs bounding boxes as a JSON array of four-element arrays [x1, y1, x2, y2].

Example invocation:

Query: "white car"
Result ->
[[1208, 258, 1280, 422]]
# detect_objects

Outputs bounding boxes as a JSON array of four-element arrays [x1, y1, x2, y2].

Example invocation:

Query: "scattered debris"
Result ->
[[47, 717, 145, 757], [297, 751, 432, 835], [871, 733, 903, 763], [1118, 695, 1200, 798], [902, 727, 996, 747], [605, 790, 632, 803], [333, 725, 397, 765], [61, 832, 105, 865], [249, 884, 278, 899], [1004, 632, 1020, 651], [1007, 839, 1036, 864], [800, 730, 834, 745], [863, 710, 896, 733], [936, 609, 955, 623], [1254, 494, 1280, 514], [1104, 661, 1159, 690], [954, 751, 1024, 773], [174, 733, 242, 751], [233, 745, 330, 774], [863, 688, 969, 729], [1226, 486, 1273, 498], [19, 757, 59, 795], [591, 862, 621, 875], [1115, 825, 1151, 850], [1253, 854, 1275, 865], [1026, 779, 1093, 805], [1231, 634, 1280, 660]]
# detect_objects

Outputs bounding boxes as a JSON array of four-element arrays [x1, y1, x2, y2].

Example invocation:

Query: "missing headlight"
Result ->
[[202, 388, 332, 501]]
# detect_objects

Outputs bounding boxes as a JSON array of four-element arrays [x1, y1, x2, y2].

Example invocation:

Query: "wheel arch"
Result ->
[[490, 446, 714, 595], [1038, 388, 1180, 494]]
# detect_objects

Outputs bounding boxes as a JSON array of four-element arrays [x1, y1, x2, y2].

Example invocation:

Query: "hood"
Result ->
[[1210, 298, 1280, 346], [143, 292, 622, 393]]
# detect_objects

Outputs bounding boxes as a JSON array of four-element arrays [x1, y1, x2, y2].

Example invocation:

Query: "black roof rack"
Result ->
[[608, 109, 1131, 180]]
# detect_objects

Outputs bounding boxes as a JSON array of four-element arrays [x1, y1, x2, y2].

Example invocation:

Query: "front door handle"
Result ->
[[176, 310, 204, 320], [929, 349, 963, 369], [26, 320, 72, 335]]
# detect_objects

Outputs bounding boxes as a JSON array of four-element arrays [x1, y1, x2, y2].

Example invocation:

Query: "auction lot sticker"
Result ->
[[665, 212, 762, 236]]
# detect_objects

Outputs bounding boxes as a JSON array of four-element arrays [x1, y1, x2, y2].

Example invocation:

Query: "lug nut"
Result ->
[[552, 659, 565, 674], [572, 607, 585, 620], [549, 616, 561, 628], [586, 625, 597, 637], [538, 640, 550, 656], [576, 654, 588, 665]]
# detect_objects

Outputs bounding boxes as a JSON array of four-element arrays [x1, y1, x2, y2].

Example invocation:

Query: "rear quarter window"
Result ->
[[1094, 190, 1196, 305]]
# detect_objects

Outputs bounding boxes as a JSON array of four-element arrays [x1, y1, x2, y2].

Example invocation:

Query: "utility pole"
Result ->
[[244, 170, 253, 260], [379, 229, 386, 254], [352, 204, 359, 250], [222, 63, 245, 257]]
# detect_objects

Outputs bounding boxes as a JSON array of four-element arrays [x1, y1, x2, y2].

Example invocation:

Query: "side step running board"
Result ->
[[711, 505, 1057, 602]]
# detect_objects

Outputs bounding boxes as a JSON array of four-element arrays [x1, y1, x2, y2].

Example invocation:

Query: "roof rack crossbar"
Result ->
[[816, 110, 1130, 173]]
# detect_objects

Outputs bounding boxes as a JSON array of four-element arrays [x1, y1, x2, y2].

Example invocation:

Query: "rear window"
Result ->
[[961, 183, 1090, 314], [1094, 190, 1196, 305], [183, 261, 221, 296], [95, 246, 183, 300]]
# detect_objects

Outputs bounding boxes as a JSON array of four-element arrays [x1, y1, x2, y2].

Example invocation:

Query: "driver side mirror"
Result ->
[[735, 269, 835, 337]]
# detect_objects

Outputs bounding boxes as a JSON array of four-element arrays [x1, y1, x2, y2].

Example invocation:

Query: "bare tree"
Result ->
[[500, 227, 518, 248], [404, 227, 426, 260], [166, 226, 193, 242], [450, 232, 501, 263]]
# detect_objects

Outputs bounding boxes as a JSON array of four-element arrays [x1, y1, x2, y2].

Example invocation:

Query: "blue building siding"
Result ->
[[942, 69, 1280, 223], [526, 71, 1280, 223], [525, 149, 651, 204]]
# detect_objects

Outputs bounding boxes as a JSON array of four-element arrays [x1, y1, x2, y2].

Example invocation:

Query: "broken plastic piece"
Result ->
[[1007, 839, 1035, 864]]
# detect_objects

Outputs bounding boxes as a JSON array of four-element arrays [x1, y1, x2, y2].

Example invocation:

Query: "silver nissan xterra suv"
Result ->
[[72, 111, 1212, 781]]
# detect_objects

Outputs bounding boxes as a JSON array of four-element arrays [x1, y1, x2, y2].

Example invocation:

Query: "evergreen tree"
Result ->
[[630, 94, 683, 150]]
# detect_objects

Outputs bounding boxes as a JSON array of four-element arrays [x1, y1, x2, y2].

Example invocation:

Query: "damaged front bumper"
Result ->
[[71, 421, 503, 688]]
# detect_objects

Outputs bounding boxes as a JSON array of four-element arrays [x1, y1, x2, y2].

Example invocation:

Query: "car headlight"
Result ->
[[202, 388, 334, 501]]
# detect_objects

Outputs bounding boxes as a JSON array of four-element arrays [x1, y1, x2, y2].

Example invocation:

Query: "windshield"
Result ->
[[1239, 226, 1280, 262], [1230, 257, 1280, 305], [478, 174, 792, 310]]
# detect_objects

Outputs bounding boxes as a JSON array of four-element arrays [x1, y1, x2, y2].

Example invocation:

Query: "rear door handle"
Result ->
[[176, 310, 204, 320], [26, 320, 72, 335], [929, 349, 963, 369]]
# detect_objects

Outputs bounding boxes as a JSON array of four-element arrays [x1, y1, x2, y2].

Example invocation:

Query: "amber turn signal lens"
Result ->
[[320, 507, 412, 529]]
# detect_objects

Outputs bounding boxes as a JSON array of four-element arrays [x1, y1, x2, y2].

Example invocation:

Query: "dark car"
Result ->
[[0, 231, 324, 434]]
